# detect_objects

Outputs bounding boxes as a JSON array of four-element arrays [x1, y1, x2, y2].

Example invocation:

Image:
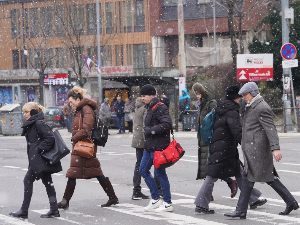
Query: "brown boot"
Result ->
[[57, 180, 76, 209], [99, 177, 119, 207]]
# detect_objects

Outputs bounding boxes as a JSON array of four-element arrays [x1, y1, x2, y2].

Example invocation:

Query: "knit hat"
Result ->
[[140, 84, 156, 95], [238, 82, 259, 97], [225, 86, 242, 100]]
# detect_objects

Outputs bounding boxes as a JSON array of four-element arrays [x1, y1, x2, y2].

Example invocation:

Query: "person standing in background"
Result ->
[[125, 98, 135, 133], [63, 104, 70, 132], [160, 94, 170, 108], [179, 88, 190, 123], [99, 98, 112, 127], [114, 96, 125, 134]]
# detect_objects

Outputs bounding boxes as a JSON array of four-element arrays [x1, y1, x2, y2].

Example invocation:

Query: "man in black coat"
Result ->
[[194, 86, 266, 214], [138, 84, 173, 212]]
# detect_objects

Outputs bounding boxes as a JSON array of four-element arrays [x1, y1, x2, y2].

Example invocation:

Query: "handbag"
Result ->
[[73, 112, 95, 158], [41, 130, 70, 164], [153, 130, 185, 169]]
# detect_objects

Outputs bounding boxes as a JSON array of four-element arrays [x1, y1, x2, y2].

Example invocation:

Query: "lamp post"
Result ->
[[96, 0, 102, 104]]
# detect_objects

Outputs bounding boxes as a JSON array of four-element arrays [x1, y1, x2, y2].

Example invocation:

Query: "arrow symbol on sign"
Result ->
[[239, 70, 247, 80]]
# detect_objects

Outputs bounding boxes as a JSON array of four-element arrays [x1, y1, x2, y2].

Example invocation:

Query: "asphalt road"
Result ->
[[1, 129, 300, 225]]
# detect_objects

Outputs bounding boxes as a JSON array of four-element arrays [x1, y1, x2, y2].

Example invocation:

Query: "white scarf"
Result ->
[[246, 94, 261, 107]]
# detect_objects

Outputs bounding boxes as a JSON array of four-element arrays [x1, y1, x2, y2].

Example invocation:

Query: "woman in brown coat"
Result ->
[[57, 86, 118, 209]]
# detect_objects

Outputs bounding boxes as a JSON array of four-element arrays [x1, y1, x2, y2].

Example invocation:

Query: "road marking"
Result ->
[[100, 203, 227, 225], [0, 214, 34, 225], [282, 163, 300, 166], [180, 159, 197, 163], [3, 166, 21, 169], [277, 169, 300, 174], [31, 209, 82, 224], [291, 192, 300, 196], [0, 149, 13, 151], [182, 155, 197, 158]]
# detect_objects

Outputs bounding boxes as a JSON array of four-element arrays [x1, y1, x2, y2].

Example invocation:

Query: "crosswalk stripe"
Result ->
[[277, 169, 300, 174], [31, 209, 81, 224], [0, 214, 34, 225], [3, 166, 20, 169], [100, 203, 227, 225]]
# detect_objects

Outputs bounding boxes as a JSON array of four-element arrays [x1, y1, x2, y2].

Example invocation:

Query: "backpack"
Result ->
[[81, 109, 108, 147], [200, 108, 216, 144]]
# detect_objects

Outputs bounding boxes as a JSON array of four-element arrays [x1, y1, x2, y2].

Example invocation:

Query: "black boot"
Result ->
[[99, 177, 119, 207], [57, 180, 76, 209], [40, 210, 60, 218], [9, 210, 28, 219], [224, 211, 246, 219], [268, 177, 298, 215]]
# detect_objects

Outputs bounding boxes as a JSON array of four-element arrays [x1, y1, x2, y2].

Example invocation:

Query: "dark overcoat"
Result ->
[[193, 83, 217, 179], [206, 99, 242, 179], [242, 96, 280, 182], [144, 97, 172, 151], [66, 98, 104, 179], [21, 111, 62, 180]]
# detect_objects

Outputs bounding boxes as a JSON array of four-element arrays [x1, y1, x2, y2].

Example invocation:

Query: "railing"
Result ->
[[272, 107, 300, 133]]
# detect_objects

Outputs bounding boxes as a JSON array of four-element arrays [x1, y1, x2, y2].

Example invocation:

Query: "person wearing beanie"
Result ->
[[194, 86, 267, 214], [192, 82, 237, 201], [139, 84, 174, 212], [225, 82, 299, 219]]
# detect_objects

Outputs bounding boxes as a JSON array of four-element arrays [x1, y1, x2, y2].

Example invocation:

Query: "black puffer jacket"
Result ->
[[206, 99, 242, 179], [144, 97, 172, 151], [21, 111, 62, 180]]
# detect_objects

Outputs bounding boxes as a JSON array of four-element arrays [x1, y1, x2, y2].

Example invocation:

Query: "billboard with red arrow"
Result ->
[[237, 54, 273, 82]]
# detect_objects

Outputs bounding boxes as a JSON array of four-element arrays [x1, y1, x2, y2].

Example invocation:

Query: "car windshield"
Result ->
[[45, 108, 60, 116]]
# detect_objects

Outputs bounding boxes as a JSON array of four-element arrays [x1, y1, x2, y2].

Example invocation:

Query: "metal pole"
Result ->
[[178, 0, 186, 79], [96, 0, 102, 104], [213, 0, 217, 65]]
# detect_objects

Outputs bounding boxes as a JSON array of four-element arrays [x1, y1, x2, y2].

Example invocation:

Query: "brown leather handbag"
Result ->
[[73, 112, 94, 158]]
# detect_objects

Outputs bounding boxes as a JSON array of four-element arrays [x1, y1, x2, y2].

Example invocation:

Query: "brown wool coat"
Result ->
[[66, 98, 103, 179]]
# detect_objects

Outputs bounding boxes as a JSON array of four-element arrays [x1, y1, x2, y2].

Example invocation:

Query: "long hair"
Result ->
[[67, 86, 87, 100], [22, 102, 45, 113]]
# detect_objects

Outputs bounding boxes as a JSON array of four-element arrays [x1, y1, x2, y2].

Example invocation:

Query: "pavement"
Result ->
[[56, 127, 300, 138]]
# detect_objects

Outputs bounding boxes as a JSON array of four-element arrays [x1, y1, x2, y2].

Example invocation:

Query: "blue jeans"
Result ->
[[116, 116, 125, 133], [139, 150, 172, 204]]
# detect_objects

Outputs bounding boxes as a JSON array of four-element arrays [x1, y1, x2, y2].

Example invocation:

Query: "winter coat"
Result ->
[[21, 111, 62, 180], [242, 96, 279, 183], [114, 100, 125, 118], [144, 97, 172, 151], [131, 100, 147, 148], [124, 101, 135, 122], [192, 83, 217, 180], [99, 102, 111, 121], [179, 88, 191, 112], [206, 99, 242, 179], [66, 98, 103, 179], [160, 97, 170, 108]]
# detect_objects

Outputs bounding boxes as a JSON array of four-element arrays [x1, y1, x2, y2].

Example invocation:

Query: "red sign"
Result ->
[[281, 43, 297, 60], [237, 68, 273, 81], [91, 66, 134, 74], [44, 73, 68, 85]]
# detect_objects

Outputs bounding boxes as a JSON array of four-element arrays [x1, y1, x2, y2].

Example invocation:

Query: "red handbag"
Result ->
[[153, 133, 185, 169]]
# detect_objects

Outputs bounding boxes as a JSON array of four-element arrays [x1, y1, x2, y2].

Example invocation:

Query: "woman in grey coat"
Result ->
[[225, 82, 298, 219]]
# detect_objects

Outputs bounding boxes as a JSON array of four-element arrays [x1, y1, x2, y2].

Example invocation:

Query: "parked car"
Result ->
[[44, 107, 66, 128]]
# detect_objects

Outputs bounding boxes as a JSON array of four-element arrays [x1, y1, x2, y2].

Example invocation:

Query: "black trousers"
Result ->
[[133, 148, 161, 193], [237, 176, 296, 213], [21, 167, 58, 211]]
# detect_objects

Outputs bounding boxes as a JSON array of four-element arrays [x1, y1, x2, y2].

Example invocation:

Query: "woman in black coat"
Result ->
[[9, 102, 62, 220], [194, 86, 266, 214]]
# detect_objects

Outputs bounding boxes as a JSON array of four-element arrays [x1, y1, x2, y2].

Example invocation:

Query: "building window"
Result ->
[[106, 46, 112, 66], [100, 46, 106, 67], [29, 8, 39, 38], [87, 4, 102, 35], [134, 0, 145, 32], [71, 5, 85, 35], [126, 44, 132, 66], [41, 7, 53, 37], [11, 9, 20, 39], [163, 0, 186, 5], [106, 2, 113, 34], [55, 6, 65, 37], [21, 50, 27, 69], [133, 44, 147, 68], [122, 1, 132, 33], [24, 9, 29, 38], [56, 48, 66, 68], [45, 48, 54, 68], [12, 50, 20, 70]]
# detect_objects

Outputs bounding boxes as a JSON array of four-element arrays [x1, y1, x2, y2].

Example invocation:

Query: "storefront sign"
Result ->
[[44, 73, 68, 85], [92, 66, 134, 74]]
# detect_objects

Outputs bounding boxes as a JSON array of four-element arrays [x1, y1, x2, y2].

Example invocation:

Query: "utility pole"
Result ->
[[281, 0, 296, 131], [178, 0, 186, 93], [213, 0, 217, 65], [96, 0, 102, 105]]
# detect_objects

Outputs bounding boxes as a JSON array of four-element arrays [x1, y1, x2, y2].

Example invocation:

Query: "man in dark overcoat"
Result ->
[[225, 82, 299, 219]]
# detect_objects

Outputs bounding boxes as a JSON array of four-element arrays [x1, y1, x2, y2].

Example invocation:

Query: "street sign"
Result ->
[[282, 59, 298, 68], [237, 54, 273, 81], [44, 73, 68, 85], [281, 43, 297, 60]]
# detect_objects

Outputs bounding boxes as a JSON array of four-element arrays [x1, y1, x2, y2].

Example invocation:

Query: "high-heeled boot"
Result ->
[[99, 177, 119, 207], [57, 180, 76, 209]]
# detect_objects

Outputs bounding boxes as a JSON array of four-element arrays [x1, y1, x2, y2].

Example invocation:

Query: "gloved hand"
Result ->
[[185, 105, 189, 110], [144, 126, 152, 136]]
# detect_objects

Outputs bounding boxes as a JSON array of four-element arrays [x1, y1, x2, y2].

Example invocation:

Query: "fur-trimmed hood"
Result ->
[[192, 83, 215, 99]]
